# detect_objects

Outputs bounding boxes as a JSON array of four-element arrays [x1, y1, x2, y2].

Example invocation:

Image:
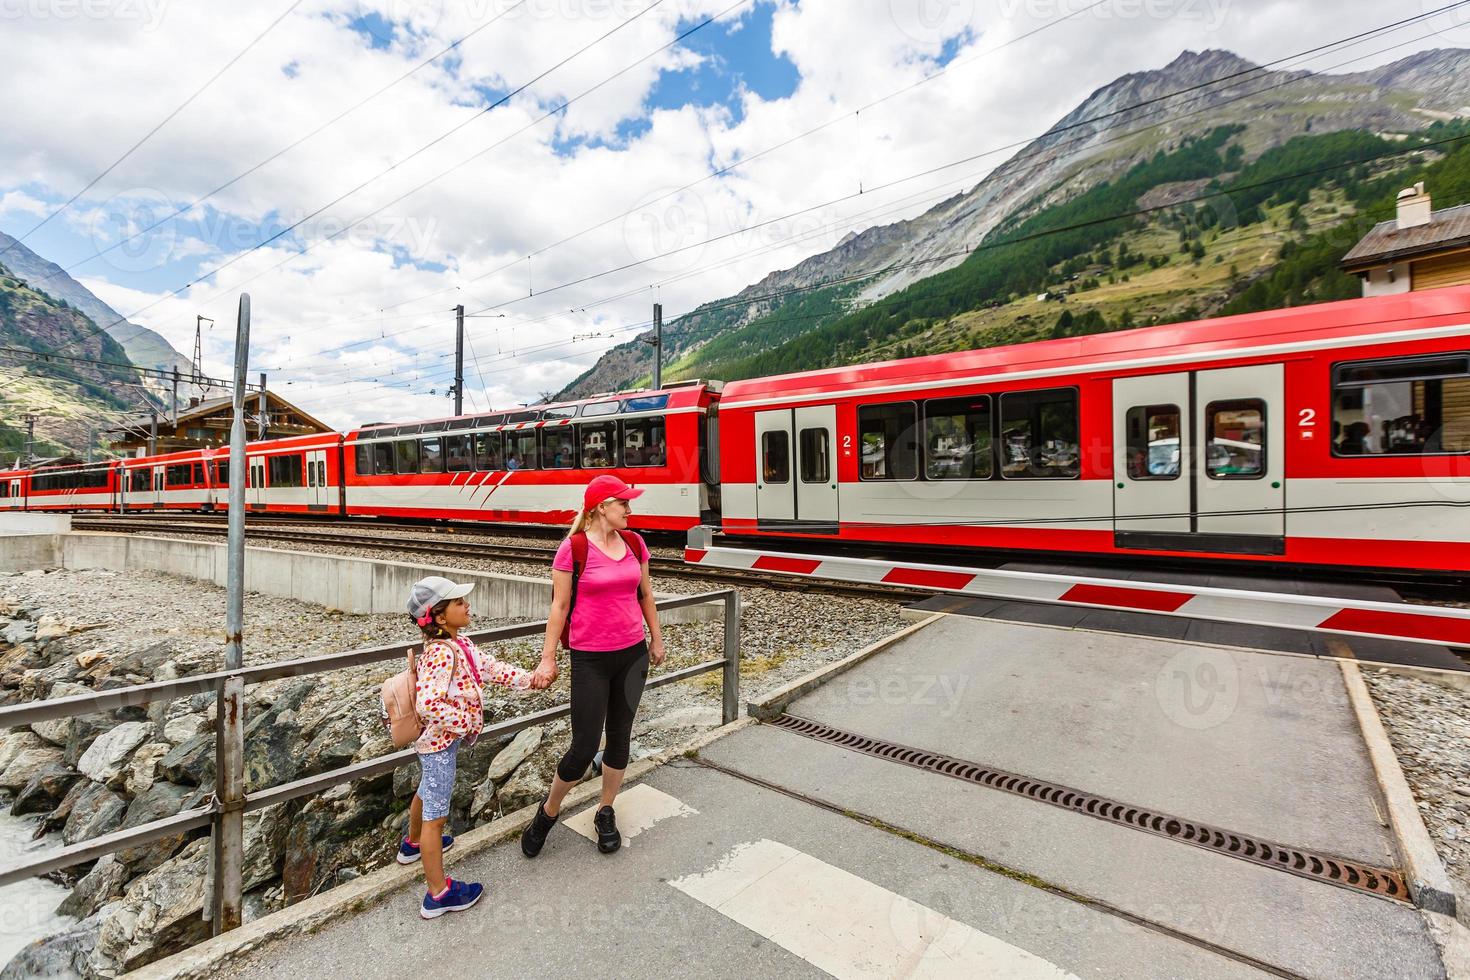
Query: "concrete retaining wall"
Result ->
[[0, 514, 71, 536], [3, 532, 719, 625]]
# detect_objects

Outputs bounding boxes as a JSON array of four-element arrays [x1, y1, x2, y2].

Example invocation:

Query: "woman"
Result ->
[[521, 475, 666, 857]]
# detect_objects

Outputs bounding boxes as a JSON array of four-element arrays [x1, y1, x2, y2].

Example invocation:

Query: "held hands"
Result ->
[[529, 657, 558, 690], [649, 638, 667, 667]]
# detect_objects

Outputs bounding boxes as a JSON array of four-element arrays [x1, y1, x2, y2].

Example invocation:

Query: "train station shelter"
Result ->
[[104, 390, 332, 456], [1341, 181, 1470, 294]]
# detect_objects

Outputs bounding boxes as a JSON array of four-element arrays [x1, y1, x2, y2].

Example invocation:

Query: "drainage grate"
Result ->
[[770, 714, 1410, 903]]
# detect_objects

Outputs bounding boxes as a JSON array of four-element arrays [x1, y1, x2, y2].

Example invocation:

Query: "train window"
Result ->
[[505, 430, 538, 470], [268, 454, 304, 487], [475, 432, 503, 470], [1000, 388, 1079, 480], [799, 428, 830, 484], [373, 442, 395, 475], [506, 410, 541, 424], [543, 429, 576, 469], [318, 461, 327, 487], [624, 395, 669, 414], [582, 401, 619, 418], [543, 406, 578, 421], [447, 417, 476, 430], [924, 396, 992, 480], [579, 422, 618, 468], [420, 438, 445, 474], [623, 418, 666, 467], [394, 439, 420, 474], [355, 444, 372, 475], [476, 414, 506, 428], [1125, 405, 1181, 480], [858, 402, 919, 481], [1331, 353, 1470, 455], [1205, 400, 1265, 479], [307, 460, 316, 487], [394, 424, 423, 437], [215, 461, 228, 484], [762, 431, 790, 484], [130, 469, 148, 493], [193, 463, 204, 484], [420, 420, 448, 434], [444, 435, 473, 473]]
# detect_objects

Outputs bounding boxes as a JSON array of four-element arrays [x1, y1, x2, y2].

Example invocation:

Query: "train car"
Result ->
[[213, 432, 344, 514], [341, 381, 721, 530], [26, 459, 119, 512], [716, 286, 1470, 575], [0, 468, 28, 512], [119, 449, 214, 511]]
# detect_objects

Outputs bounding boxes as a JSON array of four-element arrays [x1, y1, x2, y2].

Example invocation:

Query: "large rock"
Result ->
[[498, 755, 557, 814], [61, 782, 127, 845], [92, 838, 211, 974], [9, 761, 79, 816], [0, 730, 45, 773], [39, 777, 90, 835], [125, 741, 171, 796], [30, 681, 92, 745], [115, 782, 194, 874], [158, 732, 214, 786], [242, 804, 289, 891], [0, 744, 65, 791], [161, 712, 207, 746], [57, 853, 129, 919], [2, 619, 35, 645], [281, 785, 392, 904], [77, 721, 152, 785], [62, 713, 110, 769], [486, 726, 543, 784]]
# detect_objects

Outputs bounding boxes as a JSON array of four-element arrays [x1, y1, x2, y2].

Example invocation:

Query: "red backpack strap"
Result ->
[[561, 533, 589, 650], [617, 529, 645, 600]]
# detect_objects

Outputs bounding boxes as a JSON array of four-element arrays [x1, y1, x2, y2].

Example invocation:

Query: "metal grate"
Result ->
[[770, 714, 1410, 903]]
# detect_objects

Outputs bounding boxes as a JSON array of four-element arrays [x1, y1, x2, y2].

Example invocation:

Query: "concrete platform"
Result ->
[[905, 561, 1467, 671]]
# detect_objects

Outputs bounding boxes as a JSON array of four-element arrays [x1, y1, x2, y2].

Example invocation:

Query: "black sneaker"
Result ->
[[594, 805, 621, 854], [521, 798, 557, 858]]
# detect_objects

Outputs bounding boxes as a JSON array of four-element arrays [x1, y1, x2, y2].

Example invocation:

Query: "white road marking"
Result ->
[[563, 783, 697, 847], [669, 839, 1078, 979]]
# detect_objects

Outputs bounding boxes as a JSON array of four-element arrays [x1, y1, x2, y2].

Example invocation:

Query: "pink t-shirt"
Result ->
[[553, 532, 651, 651]]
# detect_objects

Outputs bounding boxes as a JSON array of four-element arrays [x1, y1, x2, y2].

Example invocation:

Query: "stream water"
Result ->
[[0, 810, 74, 968]]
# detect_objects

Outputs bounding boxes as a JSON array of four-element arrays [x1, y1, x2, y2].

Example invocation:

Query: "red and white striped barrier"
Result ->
[[684, 528, 1470, 649]]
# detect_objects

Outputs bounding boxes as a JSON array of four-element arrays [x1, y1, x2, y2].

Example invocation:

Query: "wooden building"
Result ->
[[105, 390, 332, 456], [1341, 182, 1470, 295]]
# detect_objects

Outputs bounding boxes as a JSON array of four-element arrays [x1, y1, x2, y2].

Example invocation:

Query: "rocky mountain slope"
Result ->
[[0, 261, 154, 457], [558, 47, 1470, 398], [0, 232, 191, 380]]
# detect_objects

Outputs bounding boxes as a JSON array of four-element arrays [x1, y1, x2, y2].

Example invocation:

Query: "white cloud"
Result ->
[[1, 0, 1458, 428]]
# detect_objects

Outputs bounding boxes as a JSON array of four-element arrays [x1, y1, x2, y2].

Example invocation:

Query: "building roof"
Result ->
[[1340, 202, 1470, 270], [103, 390, 331, 438]]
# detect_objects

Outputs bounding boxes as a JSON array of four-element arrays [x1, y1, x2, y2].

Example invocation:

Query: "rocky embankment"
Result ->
[[0, 570, 575, 978]]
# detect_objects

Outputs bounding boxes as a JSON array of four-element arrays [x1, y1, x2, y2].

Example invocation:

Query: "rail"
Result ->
[[0, 589, 741, 930]]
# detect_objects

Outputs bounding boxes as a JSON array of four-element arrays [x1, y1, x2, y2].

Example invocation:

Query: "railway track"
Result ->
[[70, 518, 928, 603]]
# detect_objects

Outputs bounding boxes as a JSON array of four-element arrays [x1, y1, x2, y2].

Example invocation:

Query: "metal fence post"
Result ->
[[722, 590, 741, 725], [210, 292, 251, 933], [210, 675, 246, 933]]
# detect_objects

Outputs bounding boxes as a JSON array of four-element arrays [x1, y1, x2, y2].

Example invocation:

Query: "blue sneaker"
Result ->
[[421, 878, 483, 919], [396, 834, 454, 865]]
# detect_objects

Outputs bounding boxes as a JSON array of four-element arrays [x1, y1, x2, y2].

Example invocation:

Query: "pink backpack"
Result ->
[[380, 644, 457, 748]]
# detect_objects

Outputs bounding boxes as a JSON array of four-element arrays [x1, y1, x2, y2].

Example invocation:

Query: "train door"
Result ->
[[307, 449, 328, 510], [9, 479, 22, 512], [1113, 364, 1284, 549], [151, 466, 165, 508], [754, 410, 795, 522], [249, 457, 265, 509], [793, 405, 838, 526]]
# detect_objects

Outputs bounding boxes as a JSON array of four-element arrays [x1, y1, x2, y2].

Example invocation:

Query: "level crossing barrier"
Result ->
[[685, 527, 1470, 649], [0, 589, 741, 930]]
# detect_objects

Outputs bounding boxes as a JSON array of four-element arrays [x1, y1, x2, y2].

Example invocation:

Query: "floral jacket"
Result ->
[[413, 636, 531, 754]]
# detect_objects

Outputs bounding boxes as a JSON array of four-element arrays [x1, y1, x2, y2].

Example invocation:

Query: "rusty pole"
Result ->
[[210, 293, 250, 933]]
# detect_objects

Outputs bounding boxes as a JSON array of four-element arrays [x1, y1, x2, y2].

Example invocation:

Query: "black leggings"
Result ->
[[556, 640, 649, 781]]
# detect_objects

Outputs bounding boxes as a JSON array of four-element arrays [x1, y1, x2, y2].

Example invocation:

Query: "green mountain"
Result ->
[[558, 48, 1470, 396]]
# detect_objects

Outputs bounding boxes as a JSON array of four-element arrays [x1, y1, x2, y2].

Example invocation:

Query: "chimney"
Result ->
[[1397, 181, 1431, 230], [188, 396, 200, 408]]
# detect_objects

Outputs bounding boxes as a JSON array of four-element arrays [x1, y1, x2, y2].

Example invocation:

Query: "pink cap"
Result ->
[[584, 474, 643, 511]]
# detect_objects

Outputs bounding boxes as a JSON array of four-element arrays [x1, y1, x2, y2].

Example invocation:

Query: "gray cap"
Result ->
[[408, 576, 474, 625]]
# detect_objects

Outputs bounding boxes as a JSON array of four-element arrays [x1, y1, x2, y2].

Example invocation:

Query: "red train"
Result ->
[[2, 288, 1467, 574]]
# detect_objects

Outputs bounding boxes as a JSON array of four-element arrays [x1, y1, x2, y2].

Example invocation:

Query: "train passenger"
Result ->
[[400, 577, 543, 919], [521, 475, 666, 858], [506, 453, 521, 471]]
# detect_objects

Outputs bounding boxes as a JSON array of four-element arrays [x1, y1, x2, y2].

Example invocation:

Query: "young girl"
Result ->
[[400, 575, 538, 919]]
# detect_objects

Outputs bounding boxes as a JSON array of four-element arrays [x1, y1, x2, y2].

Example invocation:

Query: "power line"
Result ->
[[0, 0, 305, 259]]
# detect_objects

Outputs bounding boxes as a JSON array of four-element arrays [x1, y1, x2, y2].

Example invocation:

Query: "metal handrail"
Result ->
[[0, 590, 742, 901]]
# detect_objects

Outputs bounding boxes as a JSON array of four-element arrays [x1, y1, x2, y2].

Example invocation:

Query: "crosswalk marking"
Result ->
[[669, 839, 1079, 979], [563, 783, 698, 847]]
